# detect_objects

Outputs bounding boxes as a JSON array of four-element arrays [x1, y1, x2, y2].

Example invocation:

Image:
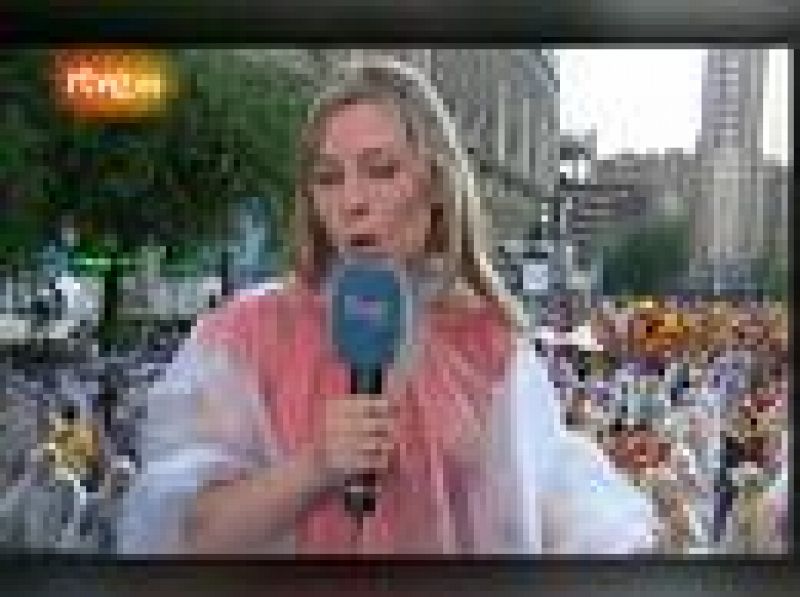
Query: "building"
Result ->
[[422, 49, 560, 248], [558, 132, 651, 274], [693, 49, 769, 287], [561, 49, 779, 297], [593, 150, 702, 223], [761, 158, 790, 262]]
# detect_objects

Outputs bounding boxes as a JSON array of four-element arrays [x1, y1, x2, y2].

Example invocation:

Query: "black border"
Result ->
[[2, 556, 800, 595], [2, 0, 799, 43], [2, 1, 798, 594]]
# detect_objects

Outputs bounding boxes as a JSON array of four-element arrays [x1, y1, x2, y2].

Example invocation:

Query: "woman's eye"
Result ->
[[367, 162, 397, 179], [313, 170, 342, 186]]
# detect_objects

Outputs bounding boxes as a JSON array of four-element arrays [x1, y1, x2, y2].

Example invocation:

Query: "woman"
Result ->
[[119, 55, 687, 555]]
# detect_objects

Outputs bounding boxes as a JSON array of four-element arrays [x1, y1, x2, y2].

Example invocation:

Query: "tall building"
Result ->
[[422, 49, 560, 248], [761, 158, 790, 262], [694, 49, 768, 285], [698, 49, 766, 158]]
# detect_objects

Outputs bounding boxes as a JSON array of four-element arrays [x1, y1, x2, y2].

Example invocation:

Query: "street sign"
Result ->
[[523, 261, 549, 294]]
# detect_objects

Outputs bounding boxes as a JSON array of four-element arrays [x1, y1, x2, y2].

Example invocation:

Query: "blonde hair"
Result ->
[[290, 54, 527, 332]]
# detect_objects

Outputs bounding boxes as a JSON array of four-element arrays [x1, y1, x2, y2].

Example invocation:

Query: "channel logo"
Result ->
[[52, 48, 178, 120]]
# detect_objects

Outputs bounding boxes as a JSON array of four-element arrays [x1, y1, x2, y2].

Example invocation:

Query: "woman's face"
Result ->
[[310, 99, 435, 264]]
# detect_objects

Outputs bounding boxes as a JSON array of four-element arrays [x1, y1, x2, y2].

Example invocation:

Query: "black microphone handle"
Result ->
[[344, 366, 383, 518], [351, 367, 383, 395]]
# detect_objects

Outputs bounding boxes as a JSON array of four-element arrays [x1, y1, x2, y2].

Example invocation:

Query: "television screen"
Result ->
[[0, 47, 790, 556]]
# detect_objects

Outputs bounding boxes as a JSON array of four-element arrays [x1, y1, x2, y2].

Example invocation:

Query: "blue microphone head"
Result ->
[[330, 255, 409, 370]]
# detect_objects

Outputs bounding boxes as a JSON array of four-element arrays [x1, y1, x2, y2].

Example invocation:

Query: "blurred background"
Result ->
[[0, 48, 790, 554]]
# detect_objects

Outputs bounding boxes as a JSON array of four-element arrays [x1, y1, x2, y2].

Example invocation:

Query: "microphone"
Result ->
[[330, 255, 409, 518]]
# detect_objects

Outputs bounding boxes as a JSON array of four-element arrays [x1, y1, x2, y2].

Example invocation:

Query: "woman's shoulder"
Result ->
[[498, 334, 559, 416], [505, 333, 551, 377], [429, 293, 520, 379], [192, 275, 298, 352]]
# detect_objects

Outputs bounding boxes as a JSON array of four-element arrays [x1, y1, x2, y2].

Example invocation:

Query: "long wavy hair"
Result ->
[[290, 54, 526, 332]]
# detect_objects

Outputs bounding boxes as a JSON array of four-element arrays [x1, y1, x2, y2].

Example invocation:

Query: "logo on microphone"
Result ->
[[331, 260, 406, 369], [344, 294, 387, 323]]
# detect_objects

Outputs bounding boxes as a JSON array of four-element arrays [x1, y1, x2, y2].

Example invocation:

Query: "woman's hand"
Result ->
[[184, 394, 398, 552], [312, 394, 397, 489]]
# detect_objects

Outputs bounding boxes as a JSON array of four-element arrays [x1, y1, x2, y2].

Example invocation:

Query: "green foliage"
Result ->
[[751, 252, 789, 302], [1, 49, 310, 267], [164, 51, 308, 244], [1, 50, 59, 269], [600, 214, 693, 297], [2, 49, 310, 347]]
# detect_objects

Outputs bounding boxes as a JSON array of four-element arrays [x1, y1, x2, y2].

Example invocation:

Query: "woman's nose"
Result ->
[[341, 179, 371, 220], [344, 201, 370, 220]]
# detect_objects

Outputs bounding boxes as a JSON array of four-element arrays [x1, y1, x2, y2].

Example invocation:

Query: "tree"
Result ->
[[599, 214, 693, 298], [2, 49, 311, 345], [751, 252, 789, 302], [0, 49, 60, 272], [51, 49, 310, 257]]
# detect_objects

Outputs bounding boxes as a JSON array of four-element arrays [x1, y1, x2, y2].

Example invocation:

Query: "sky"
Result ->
[[556, 47, 791, 163], [762, 47, 791, 163]]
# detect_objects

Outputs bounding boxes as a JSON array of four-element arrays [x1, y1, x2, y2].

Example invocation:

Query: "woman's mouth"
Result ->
[[349, 234, 380, 249]]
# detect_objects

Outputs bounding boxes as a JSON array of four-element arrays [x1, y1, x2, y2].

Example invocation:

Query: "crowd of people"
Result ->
[[2, 284, 789, 554], [540, 296, 789, 553]]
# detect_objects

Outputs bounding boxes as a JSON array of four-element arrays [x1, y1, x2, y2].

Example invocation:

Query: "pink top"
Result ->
[[120, 278, 660, 555], [193, 277, 513, 553]]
